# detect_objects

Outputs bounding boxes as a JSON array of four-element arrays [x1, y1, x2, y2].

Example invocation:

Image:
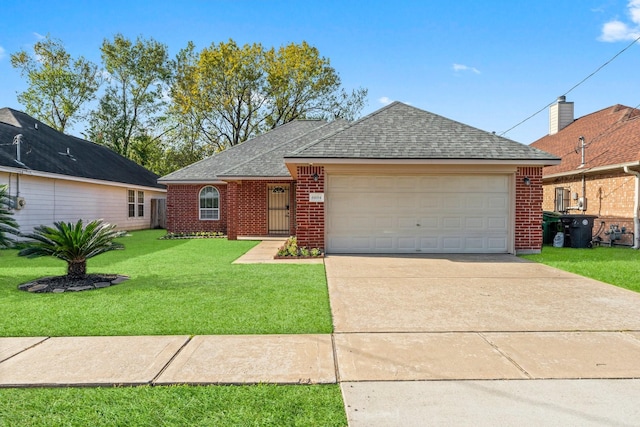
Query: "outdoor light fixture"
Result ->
[[523, 177, 531, 186], [312, 172, 319, 182]]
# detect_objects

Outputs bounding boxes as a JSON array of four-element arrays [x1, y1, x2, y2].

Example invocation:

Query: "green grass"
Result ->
[[0, 230, 333, 336], [0, 384, 347, 426], [521, 245, 640, 292]]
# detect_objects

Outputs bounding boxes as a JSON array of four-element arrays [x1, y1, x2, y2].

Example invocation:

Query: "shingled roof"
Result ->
[[159, 119, 332, 182], [288, 102, 559, 162], [531, 104, 640, 176], [0, 108, 164, 189]]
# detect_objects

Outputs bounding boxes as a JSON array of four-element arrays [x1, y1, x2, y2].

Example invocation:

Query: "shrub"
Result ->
[[18, 219, 125, 279], [277, 237, 323, 258]]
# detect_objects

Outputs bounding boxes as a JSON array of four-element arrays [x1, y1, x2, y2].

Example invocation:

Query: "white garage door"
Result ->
[[326, 175, 511, 254]]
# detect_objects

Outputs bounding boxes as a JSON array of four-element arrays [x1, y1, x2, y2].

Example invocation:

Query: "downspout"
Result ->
[[623, 166, 640, 249]]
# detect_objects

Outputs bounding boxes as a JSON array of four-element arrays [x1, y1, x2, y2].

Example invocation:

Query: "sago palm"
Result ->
[[18, 219, 125, 279], [0, 185, 19, 249]]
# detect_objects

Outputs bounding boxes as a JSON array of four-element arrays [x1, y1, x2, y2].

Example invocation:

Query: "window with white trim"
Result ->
[[128, 189, 145, 218], [199, 186, 220, 220]]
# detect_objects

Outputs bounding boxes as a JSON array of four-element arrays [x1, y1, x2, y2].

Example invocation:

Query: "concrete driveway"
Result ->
[[325, 254, 640, 426]]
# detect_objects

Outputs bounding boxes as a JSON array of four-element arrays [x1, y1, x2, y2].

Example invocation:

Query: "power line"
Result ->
[[500, 33, 640, 137]]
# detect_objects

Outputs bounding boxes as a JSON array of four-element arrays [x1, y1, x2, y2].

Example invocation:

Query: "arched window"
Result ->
[[199, 186, 220, 220]]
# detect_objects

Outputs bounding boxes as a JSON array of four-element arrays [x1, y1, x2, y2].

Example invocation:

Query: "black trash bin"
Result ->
[[542, 211, 561, 245], [560, 215, 598, 248]]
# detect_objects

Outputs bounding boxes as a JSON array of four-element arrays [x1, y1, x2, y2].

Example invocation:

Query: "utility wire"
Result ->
[[500, 33, 640, 137], [553, 101, 640, 160]]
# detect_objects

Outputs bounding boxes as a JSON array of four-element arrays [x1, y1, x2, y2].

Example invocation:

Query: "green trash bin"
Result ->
[[542, 211, 561, 245]]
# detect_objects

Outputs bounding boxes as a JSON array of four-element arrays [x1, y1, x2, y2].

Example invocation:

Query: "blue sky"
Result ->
[[1, 0, 639, 144]]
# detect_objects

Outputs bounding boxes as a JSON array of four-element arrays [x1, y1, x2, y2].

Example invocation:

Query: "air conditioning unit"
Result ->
[[10, 196, 26, 210]]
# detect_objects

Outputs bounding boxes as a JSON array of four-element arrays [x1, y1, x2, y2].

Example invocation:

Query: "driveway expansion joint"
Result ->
[[150, 335, 193, 385], [477, 332, 532, 379]]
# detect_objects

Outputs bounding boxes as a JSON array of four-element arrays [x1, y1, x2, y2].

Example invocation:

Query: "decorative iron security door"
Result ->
[[268, 184, 290, 235]]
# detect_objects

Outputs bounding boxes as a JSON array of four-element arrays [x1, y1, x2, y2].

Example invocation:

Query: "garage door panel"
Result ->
[[465, 217, 485, 230], [418, 236, 439, 249], [442, 217, 462, 228], [327, 175, 511, 254], [443, 196, 464, 210], [465, 237, 485, 250], [418, 217, 439, 229], [374, 217, 394, 228], [487, 216, 508, 229], [488, 237, 509, 250], [487, 196, 508, 209], [397, 237, 417, 250], [442, 237, 463, 251], [398, 217, 419, 230]]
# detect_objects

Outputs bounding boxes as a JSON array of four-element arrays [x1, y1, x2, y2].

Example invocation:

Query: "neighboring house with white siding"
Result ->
[[0, 108, 166, 235]]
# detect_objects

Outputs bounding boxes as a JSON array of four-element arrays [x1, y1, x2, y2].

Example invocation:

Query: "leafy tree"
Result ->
[[87, 34, 172, 159], [10, 35, 102, 133], [264, 41, 367, 128], [0, 185, 19, 249], [171, 39, 266, 151], [171, 39, 367, 151], [18, 219, 124, 279]]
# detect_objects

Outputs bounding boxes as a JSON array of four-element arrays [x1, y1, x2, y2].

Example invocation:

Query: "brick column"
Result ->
[[227, 181, 239, 240], [515, 166, 543, 253], [295, 166, 325, 249]]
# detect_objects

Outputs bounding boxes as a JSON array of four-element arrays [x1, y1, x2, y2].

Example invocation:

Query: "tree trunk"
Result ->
[[67, 259, 87, 279]]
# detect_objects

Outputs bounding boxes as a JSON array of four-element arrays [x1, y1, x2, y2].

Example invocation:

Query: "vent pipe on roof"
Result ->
[[549, 96, 574, 135], [12, 134, 23, 163]]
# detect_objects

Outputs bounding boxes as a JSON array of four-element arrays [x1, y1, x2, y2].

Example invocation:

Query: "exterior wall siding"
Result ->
[[0, 172, 165, 235], [542, 171, 636, 245], [166, 184, 228, 234], [515, 166, 544, 253], [295, 166, 325, 249]]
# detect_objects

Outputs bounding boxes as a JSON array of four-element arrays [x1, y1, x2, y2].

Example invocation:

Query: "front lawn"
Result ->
[[0, 384, 347, 426], [0, 230, 333, 336], [521, 245, 640, 293]]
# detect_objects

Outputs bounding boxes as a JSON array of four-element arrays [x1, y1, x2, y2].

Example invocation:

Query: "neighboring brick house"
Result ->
[[531, 97, 640, 247], [160, 102, 559, 254]]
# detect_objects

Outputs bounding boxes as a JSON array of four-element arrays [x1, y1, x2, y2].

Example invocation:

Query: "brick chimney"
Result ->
[[549, 96, 574, 135]]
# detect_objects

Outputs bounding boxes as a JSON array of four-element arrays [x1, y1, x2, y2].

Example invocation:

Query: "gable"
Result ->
[[0, 108, 164, 189], [531, 104, 640, 176], [288, 102, 558, 162]]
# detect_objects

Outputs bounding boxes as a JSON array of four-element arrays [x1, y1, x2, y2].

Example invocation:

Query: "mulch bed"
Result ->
[[18, 274, 130, 293]]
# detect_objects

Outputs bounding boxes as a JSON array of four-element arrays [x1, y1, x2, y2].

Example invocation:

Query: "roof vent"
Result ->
[[549, 96, 574, 135]]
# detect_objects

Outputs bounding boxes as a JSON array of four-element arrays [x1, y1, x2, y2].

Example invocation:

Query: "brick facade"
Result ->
[[542, 171, 637, 245], [515, 166, 544, 253], [234, 180, 296, 238], [295, 166, 325, 249], [167, 180, 295, 239], [166, 184, 228, 234], [168, 167, 546, 254]]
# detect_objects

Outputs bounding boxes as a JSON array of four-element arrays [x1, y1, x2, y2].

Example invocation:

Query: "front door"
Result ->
[[268, 184, 290, 235]]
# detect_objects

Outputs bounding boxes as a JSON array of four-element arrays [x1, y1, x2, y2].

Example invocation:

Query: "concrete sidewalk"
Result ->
[[3, 330, 640, 387], [0, 335, 335, 387]]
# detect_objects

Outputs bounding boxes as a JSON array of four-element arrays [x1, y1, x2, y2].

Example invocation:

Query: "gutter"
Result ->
[[623, 166, 640, 249], [544, 161, 640, 180]]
